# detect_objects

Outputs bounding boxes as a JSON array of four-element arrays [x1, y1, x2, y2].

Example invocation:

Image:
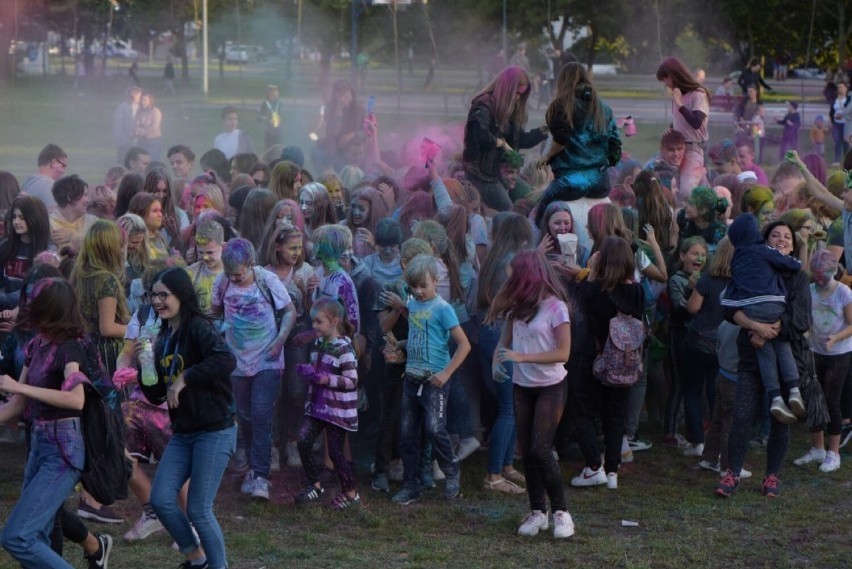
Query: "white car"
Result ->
[[224, 43, 254, 63], [106, 39, 138, 59]]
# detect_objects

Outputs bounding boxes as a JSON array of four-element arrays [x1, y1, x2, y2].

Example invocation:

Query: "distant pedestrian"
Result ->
[[163, 57, 176, 94], [129, 60, 140, 86]]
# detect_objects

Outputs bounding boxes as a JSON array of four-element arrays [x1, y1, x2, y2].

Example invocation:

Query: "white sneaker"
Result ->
[[286, 441, 302, 468], [606, 472, 618, 489], [123, 512, 164, 542], [252, 476, 271, 500], [171, 525, 199, 551], [553, 510, 575, 538], [793, 447, 826, 466], [621, 436, 634, 463], [738, 468, 753, 479], [432, 460, 446, 481], [571, 466, 606, 487], [240, 470, 256, 494], [456, 437, 481, 461], [517, 510, 548, 536], [819, 451, 841, 473], [270, 446, 280, 473], [769, 396, 797, 424], [683, 443, 704, 457], [698, 459, 721, 473]]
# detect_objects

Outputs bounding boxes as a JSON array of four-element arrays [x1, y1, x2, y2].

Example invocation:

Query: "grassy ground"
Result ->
[[0, 424, 850, 569]]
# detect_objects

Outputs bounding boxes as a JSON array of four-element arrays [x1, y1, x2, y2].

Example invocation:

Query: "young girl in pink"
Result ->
[[489, 250, 574, 539]]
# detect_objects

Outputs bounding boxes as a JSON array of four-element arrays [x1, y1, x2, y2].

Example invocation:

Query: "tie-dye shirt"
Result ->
[[213, 266, 292, 376]]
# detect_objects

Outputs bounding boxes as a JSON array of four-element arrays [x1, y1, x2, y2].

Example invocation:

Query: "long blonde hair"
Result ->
[[70, 220, 131, 324], [546, 62, 607, 133]]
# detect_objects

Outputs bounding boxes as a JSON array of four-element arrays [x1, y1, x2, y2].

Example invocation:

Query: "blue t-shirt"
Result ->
[[406, 294, 459, 374]]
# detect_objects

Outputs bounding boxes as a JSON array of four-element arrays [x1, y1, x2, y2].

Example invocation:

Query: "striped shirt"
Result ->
[[304, 336, 359, 432]]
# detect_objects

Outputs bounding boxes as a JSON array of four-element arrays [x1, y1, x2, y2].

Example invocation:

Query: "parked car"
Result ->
[[106, 39, 138, 59], [222, 42, 263, 63]]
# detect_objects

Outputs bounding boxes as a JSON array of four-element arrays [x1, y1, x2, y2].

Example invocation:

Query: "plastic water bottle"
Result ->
[[139, 338, 157, 386]]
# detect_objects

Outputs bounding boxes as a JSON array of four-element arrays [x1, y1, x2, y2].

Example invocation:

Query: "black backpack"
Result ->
[[59, 338, 133, 505], [78, 382, 132, 505]]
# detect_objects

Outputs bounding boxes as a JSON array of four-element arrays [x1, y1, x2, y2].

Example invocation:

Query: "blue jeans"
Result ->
[[399, 378, 459, 490], [479, 322, 515, 474], [151, 424, 237, 569], [2, 418, 84, 569], [232, 369, 282, 478], [742, 303, 799, 397]]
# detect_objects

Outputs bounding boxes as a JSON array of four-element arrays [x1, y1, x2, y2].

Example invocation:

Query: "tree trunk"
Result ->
[[840, 2, 847, 70], [586, 27, 597, 69]]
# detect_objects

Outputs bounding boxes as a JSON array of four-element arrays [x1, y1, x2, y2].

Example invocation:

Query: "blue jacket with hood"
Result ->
[[722, 213, 802, 308]]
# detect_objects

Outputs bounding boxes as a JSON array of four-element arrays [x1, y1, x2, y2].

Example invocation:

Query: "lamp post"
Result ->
[[502, 0, 507, 64], [202, 0, 208, 94]]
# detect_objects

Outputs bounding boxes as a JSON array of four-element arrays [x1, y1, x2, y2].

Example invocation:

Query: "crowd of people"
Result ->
[[0, 55, 851, 568]]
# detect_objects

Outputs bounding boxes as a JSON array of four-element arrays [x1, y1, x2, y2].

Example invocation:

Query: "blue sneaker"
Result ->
[[371, 473, 389, 493], [391, 486, 421, 505], [444, 474, 461, 499]]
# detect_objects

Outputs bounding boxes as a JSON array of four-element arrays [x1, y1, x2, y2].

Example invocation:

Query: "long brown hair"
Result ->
[[472, 65, 531, 130], [24, 277, 89, 341], [546, 62, 608, 133], [596, 236, 636, 291], [655, 57, 712, 98], [634, 170, 675, 250], [477, 212, 532, 310]]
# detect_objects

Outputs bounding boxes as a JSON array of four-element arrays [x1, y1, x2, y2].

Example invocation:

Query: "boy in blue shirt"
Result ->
[[391, 255, 471, 504]]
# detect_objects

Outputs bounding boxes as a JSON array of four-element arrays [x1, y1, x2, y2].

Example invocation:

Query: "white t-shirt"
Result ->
[[213, 130, 240, 159], [511, 296, 570, 388], [810, 282, 852, 356]]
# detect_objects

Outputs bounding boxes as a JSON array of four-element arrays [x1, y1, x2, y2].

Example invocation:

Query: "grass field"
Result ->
[[0, 423, 849, 569]]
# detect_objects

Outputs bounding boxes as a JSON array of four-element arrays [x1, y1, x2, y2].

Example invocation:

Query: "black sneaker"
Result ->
[[294, 484, 325, 504], [77, 498, 124, 524], [85, 534, 113, 569], [178, 561, 209, 569]]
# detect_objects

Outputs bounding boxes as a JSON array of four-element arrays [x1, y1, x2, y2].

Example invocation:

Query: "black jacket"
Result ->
[[144, 315, 236, 433], [463, 96, 547, 182]]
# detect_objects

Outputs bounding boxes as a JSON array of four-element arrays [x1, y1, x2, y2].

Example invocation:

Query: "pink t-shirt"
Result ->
[[672, 90, 709, 143], [511, 296, 570, 388]]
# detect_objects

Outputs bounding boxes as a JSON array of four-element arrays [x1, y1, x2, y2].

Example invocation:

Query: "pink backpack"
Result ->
[[593, 312, 646, 387]]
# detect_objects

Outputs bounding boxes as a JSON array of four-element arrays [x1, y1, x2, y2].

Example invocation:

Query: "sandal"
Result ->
[[331, 492, 362, 510], [502, 469, 526, 485], [483, 477, 525, 494]]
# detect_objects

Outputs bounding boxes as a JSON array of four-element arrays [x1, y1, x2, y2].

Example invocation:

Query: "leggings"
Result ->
[[572, 359, 629, 474], [297, 416, 355, 493], [812, 352, 851, 436], [514, 380, 568, 513], [49, 508, 89, 556], [664, 328, 686, 436], [727, 370, 790, 477]]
